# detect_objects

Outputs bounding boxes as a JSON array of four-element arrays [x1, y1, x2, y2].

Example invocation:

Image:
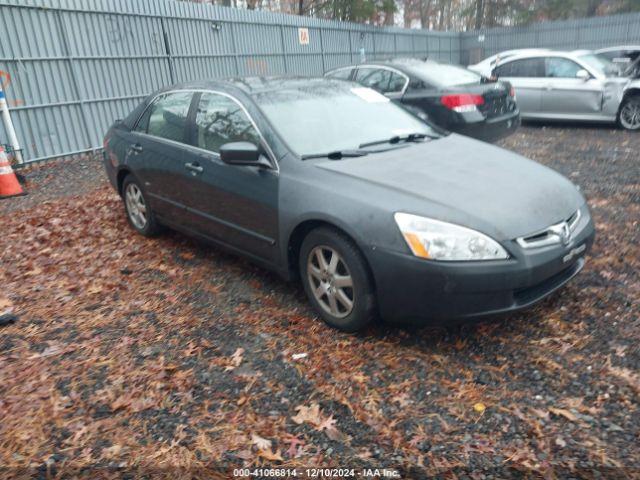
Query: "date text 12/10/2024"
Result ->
[[233, 468, 401, 478]]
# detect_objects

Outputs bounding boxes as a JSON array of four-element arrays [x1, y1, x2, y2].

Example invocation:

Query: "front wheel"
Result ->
[[618, 95, 640, 131], [122, 175, 162, 237], [299, 227, 376, 332]]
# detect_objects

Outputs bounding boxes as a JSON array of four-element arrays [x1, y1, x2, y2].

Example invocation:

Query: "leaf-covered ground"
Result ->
[[1, 125, 638, 479]]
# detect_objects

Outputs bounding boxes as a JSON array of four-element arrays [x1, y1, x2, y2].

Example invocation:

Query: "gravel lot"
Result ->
[[0, 125, 638, 479]]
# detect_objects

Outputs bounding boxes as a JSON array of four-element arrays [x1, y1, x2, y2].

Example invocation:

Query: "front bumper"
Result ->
[[452, 110, 520, 143], [367, 210, 595, 325]]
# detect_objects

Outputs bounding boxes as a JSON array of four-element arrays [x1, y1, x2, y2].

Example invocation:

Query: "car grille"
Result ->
[[516, 209, 581, 249], [479, 93, 515, 118]]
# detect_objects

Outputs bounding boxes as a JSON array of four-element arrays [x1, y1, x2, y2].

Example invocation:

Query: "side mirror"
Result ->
[[576, 69, 590, 81], [219, 142, 271, 168]]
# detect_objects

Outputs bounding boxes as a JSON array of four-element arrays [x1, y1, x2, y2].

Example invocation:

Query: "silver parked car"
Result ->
[[491, 49, 640, 130]]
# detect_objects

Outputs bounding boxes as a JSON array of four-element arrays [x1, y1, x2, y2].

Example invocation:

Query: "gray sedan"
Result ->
[[492, 49, 640, 130], [103, 77, 595, 331]]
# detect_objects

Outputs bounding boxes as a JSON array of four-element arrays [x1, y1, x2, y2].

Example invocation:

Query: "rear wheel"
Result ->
[[618, 95, 640, 131], [122, 175, 161, 237], [299, 227, 376, 332]]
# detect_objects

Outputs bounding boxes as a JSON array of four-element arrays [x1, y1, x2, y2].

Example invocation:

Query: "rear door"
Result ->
[[493, 57, 545, 115], [179, 91, 279, 262], [541, 57, 604, 117], [126, 91, 195, 224]]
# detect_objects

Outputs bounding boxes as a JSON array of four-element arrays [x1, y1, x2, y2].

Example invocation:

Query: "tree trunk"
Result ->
[[298, 0, 304, 15], [474, 0, 484, 30]]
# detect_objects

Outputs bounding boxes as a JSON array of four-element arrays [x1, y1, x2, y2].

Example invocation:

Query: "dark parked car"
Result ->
[[104, 77, 594, 332], [325, 59, 520, 142]]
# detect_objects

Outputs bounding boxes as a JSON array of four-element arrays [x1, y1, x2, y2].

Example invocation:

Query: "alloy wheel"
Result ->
[[620, 98, 640, 130], [125, 183, 148, 230], [307, 245, 354, 318]]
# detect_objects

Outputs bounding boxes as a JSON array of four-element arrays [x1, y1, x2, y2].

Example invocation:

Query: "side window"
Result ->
[[195, 93, 261, 154], [545, 58, 582, 78], [495, 58, 543, 78], [144, 91, 193, 143], [388, 71, 408, 93], [326, 68, 353, 80], [134, 105, 152, 133], [356, 68, 391, 93]]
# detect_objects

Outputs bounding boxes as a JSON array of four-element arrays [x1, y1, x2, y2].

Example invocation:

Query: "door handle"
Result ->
[[185, 162, 204, 174], [129, 143, 143, 154]]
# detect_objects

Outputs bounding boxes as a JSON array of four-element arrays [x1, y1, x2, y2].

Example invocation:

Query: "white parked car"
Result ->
[[491, 49, 640, 130]]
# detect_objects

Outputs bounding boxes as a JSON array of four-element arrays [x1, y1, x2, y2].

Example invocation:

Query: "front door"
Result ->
[[541, 57, 604, 117], [179, 91, 279, 263]]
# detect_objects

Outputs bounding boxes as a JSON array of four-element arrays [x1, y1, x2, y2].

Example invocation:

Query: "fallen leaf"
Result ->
[[473, 402, 486, 413], [251, 433, 272, 450], [258, 448, 283, 461], [292, 403, 322, 426], [549, 407, 578, 422]]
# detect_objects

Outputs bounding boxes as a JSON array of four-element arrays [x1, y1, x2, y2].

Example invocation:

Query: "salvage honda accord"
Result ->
[[103, 77, 595, 332]]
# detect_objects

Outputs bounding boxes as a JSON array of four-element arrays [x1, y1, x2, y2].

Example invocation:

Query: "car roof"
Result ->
[[473, 49, 550, 65], [327, 58, 459, 74], [595, 45, 640, 53], [156, 76, 348, 97], [497, 49, 587, 63]]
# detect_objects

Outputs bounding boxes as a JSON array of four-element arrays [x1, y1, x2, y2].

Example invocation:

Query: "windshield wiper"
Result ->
[[301, 149, 369, 160], [359, 133, 432, 148]]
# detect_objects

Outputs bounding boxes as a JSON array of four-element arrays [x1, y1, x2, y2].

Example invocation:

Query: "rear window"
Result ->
[[406, 62, 481, 87]]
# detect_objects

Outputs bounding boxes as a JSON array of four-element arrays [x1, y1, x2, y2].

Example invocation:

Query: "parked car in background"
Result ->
[[326, 59, 520, 142], [468, 48, 551, 77], [595, 45, 640, 78], [104, 77, 594, 332], [492, 49, 640, 130]]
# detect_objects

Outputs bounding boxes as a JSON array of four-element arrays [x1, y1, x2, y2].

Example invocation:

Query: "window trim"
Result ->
[[132, 88, 278, 172], [354, 65, 410, 95], [324, 66, 355, 80], [494, 56, 545, 78]]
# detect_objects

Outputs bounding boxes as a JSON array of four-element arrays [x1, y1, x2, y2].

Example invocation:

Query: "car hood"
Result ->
[[315, 134, 585, 240]]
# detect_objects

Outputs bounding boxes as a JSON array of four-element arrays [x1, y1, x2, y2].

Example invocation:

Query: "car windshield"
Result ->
[[253, 82, 437, 157], [579, 53, 621, 77], [406, 62, 482, 86]]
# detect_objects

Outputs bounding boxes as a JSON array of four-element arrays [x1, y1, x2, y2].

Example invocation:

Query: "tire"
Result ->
[[122, 175, 162, 237], [299, 227, 376, 332], [618, 95, 640, 131]]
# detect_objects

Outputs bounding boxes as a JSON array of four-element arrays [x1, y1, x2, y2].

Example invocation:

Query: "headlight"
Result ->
[[394, 213, 509, 261]]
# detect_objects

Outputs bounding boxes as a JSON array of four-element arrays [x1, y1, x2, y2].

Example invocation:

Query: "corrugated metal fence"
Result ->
[[461, 12, 640, 65], [0, 0, 460, 164], [2, 0, 639, 164]]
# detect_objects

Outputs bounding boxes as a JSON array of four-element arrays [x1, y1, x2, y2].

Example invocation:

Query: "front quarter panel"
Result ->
[[278, 156, 410, 273]]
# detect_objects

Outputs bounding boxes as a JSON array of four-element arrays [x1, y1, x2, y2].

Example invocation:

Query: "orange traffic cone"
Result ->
[[0, 146, 25, 199]]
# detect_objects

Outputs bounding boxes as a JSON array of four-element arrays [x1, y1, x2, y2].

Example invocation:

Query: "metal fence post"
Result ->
[[55, 10, 93, 151], [160, 17, 176, 83], [319, 27, 326, 73], [279, 24, 288, 74], [229, 22, 241, 76]]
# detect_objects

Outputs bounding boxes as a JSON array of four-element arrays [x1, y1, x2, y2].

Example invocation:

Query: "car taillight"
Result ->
[[440, 94, 484, 113], [509, 86, 516, 97]]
